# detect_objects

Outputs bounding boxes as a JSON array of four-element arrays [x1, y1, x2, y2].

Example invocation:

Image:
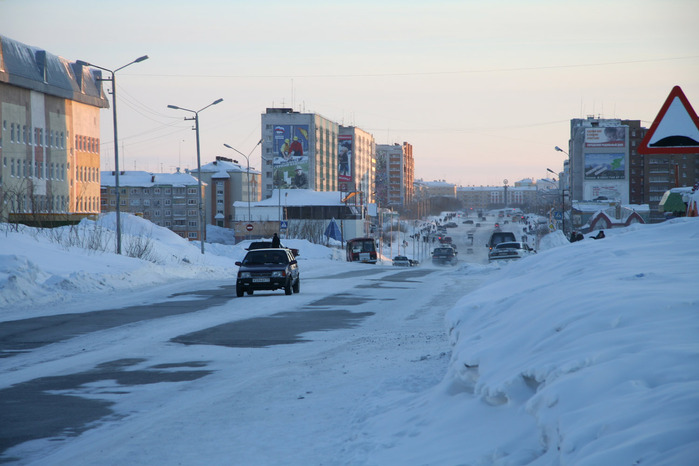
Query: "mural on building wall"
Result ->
[[338, 134, 353, 186], [273, 125, 309, 189], [584, 153, 625, 180], [585, 127, 626, 148]]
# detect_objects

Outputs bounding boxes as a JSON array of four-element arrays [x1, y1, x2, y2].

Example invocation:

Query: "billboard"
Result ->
[[273, 125, 310, 189], [585, 127, 626, 148], [584, 153, 625, 180], [584, 183, 625, 202], [338, 134, 353, 184]]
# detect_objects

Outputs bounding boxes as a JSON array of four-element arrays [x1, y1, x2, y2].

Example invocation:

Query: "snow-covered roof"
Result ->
[[100, 171, 201, 188], [0, 35, 108, 108], [234, 189, 347, 208], [199, 159, 260, 176]]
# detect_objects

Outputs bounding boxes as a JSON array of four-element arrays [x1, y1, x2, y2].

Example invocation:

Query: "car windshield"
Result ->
[[243, 251, 288, 265]]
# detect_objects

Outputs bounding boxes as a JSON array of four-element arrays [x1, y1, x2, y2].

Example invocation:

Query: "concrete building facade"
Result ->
[[0, 35, 108, 223], [375, 142, 414, 210], [100, 170, 203, 240], [260, 108, 339, 199], [193, 156, 261, 229], [338, 125, 375, 206]]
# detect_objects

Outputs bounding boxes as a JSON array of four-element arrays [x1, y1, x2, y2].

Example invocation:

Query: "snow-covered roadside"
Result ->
[[356, 218, 699, 465]]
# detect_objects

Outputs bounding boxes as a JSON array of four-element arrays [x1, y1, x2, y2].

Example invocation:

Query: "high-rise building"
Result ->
[[260, 108, 338, 199], [566, 117, 632, 204], [338, 125, 375, 205], [375, 142, 414, 210]]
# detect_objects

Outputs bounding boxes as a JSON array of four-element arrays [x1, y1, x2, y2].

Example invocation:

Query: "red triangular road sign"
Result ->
[[639, 86, 699, 154]]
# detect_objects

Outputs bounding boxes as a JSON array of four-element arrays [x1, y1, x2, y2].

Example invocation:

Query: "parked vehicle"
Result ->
[[392, 255, 411, 267], [486, 231, 517, 251], [488, 241, 536, 262], [346, 237, 378, 264], [432, 246, 458, 266], [235, 248, 300, 297], [463, 219, 474, 224]]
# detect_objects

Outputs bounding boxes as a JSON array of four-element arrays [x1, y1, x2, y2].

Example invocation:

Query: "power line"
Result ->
[[125, 55, 699, 79]]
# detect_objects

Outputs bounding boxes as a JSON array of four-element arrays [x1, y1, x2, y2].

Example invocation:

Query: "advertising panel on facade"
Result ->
[[584, 183, 624, 202], [585, 127, 626, 148], [338, 134, 353, 185], [584, 153, 625, 180], [273, 125, 310, 189]]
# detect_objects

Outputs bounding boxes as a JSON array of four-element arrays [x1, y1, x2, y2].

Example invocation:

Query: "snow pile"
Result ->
[[0, 213, 333, 317], [439, 218, 699, 464]]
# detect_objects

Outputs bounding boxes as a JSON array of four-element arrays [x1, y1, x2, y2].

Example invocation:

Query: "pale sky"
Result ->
[[2, 0, 698, 186]]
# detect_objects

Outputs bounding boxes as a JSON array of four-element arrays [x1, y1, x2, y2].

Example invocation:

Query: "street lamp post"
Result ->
[[77, 55, 149, 254], [224, 140, 262, 228], [168, 98, 223, 254], [547, 168, 566, 233], [555, 146, 571, 234]]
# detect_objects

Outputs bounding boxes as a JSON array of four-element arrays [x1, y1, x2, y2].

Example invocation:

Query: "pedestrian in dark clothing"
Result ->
[[576, 233, 584, 241], [271, 233, 281, 248]]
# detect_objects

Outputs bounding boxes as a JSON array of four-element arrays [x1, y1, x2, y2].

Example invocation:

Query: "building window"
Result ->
[[188, 199, 197, 205]]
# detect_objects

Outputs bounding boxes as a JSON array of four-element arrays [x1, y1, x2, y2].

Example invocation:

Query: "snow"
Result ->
[[1, 214, 698, 464]]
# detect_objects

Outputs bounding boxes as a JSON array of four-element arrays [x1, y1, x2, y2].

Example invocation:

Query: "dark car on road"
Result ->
[[432, 246, 458, 266], [235, 248, 300, 297], [246, 240, 299, 258]]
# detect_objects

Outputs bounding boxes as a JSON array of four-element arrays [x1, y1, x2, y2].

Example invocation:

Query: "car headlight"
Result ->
[[271, 271, 284, 278], [239, 272, 251, 279]]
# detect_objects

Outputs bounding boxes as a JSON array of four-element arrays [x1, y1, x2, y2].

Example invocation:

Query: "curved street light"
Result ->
[[77, 55, 149, 254], [167, 98, 223, 254], [224, 140, 262, 230]]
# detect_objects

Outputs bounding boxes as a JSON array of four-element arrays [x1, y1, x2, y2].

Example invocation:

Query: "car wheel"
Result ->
[[292, 277, 300, 293], [284, 278, 293, 295], [236, 284, 244, 297]]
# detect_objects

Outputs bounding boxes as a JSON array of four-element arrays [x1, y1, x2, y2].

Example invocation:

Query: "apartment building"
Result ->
[[0, 35, 109, 223], [101, 170, 204, 240], [193, 156, 261, 228], [375, 142, 414, 210], [260, 108, 339, 199], [338, 125, 375, 205]]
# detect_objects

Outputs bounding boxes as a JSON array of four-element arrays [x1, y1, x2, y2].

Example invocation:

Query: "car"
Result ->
[[246, 240, 299, 258], [408, 259, 420, 267], [431, 246, 458, 266], [392, 255, 411, 267], [488, 242, 535, 262], [445, 222, 458, 228], [235, 248, 300, 297], [463, 219, 474, 224], [486, 231, 517, 251]]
